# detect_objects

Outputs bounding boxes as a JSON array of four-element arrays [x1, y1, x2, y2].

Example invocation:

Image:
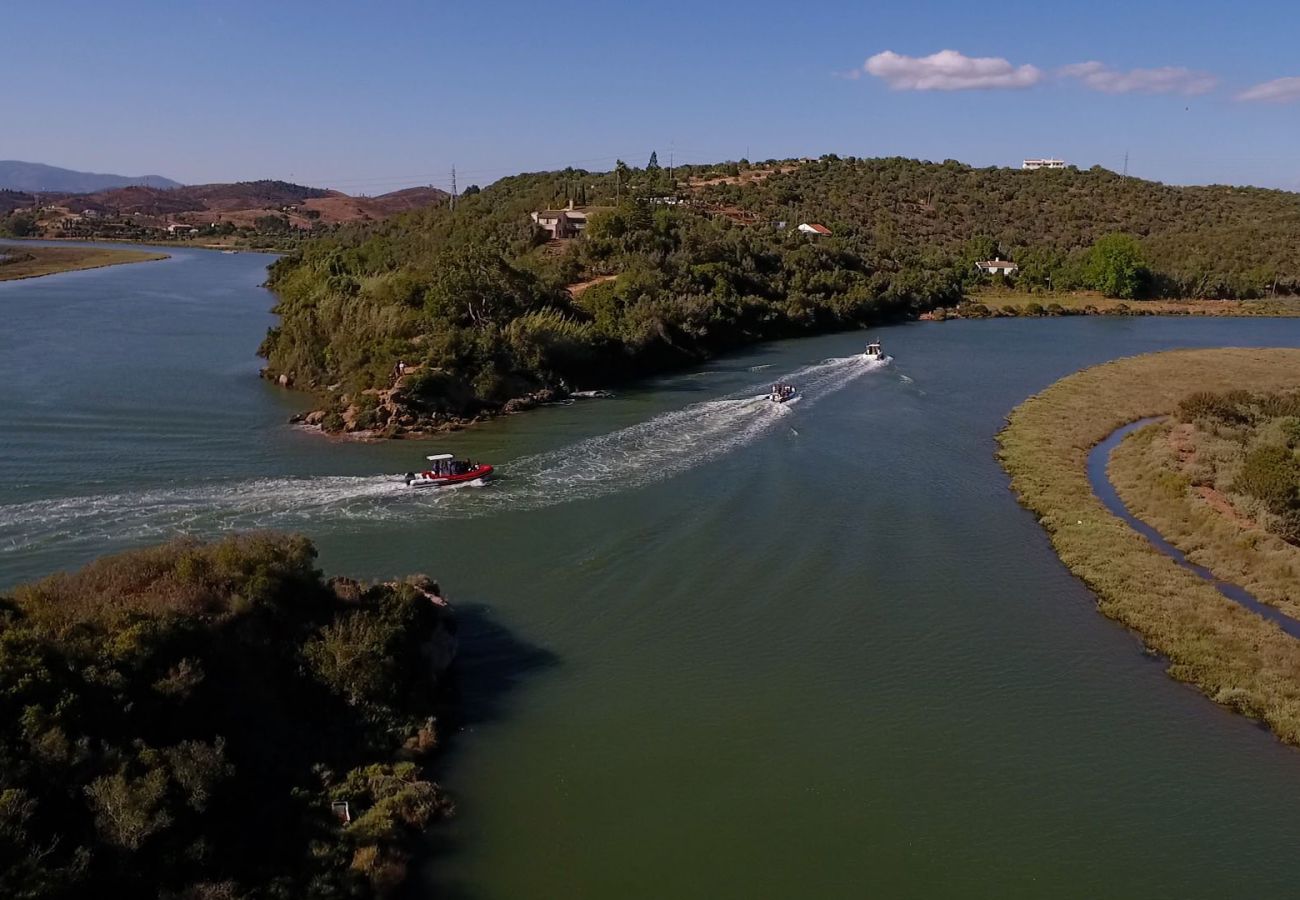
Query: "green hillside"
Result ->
[[260, 157, 1300, 433]]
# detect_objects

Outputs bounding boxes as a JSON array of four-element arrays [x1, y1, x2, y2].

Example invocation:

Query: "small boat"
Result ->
[[221, 249, 238, 255], [768, 382, 798, 403], [863, 339, 887, 361], [571, 389, 614, 399], [403, 453, 493, 488]]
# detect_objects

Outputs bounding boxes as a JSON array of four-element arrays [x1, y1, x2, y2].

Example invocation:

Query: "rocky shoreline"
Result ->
[[271, 366, 568, 439]]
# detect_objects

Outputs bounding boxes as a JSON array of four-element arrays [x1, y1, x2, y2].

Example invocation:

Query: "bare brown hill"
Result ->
[[44, 180, 448, 228]]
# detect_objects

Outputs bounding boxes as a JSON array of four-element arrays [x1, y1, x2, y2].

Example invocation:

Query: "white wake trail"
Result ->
[[0, 356, 887, 553]]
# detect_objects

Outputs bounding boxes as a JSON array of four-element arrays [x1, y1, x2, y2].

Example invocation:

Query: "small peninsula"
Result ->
[[260, 157, 1300, 438], [0, 244, 168, 281], [998, 348, 1300, 745], [0, 533, 459, 898]]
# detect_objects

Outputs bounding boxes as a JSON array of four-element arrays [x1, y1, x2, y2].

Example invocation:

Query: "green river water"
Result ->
[[4, 245, 1300, 898]]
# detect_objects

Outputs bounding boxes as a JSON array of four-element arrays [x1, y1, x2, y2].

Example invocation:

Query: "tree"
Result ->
[[1, 213, 37, 238], [1087, 233, 1150, 299], [647, 151, 660, 171]]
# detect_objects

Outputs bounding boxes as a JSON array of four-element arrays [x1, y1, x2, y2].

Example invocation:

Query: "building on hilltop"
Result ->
[[797, 222, 832, 236], [531, 199, 589, 240], [1022, 158, 1066, 170], [976, 259, 1019, 276]]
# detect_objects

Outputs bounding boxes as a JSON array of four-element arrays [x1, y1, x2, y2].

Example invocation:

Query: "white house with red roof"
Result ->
[[797, 222, 831, 236]]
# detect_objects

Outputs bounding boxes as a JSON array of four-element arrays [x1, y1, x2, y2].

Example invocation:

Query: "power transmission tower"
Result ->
[[450, 165, 458, 210], [1122, 151, 1129, 178]]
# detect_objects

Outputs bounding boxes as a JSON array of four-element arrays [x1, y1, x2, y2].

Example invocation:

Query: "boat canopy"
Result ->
[[426, 453, 455, 461]]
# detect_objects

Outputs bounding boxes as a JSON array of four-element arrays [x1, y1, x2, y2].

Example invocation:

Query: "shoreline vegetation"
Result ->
[[1109, 393, 1300, 620], [256, 156, 1300, 438], [0, 244, 168, 281], [930, 289, 1300, 320], [997, 348, 1300, 745], [0, 534, 459, 898]]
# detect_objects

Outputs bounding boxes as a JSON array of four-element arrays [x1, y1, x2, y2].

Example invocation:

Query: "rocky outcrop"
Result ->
[[285, 366, 567, 440]]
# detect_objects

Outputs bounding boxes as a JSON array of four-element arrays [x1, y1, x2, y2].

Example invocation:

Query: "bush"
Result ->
[[0, 535, 453, 898], [1232, 444, 1300, 513]]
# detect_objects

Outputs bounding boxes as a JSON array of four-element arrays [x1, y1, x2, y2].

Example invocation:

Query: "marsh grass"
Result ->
[[0, 245, 167, 281], [971, 289, 1300, 317], [998, 348, 1300, 744], [1110, 424, 1300, 619]]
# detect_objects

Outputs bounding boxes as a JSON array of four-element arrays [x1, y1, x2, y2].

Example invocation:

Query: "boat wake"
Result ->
[[0, 355, 887, 554]]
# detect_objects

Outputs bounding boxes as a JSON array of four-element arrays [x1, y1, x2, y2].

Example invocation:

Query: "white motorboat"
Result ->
[[863, 339, 888, 362], [768, 382, 798, 404]]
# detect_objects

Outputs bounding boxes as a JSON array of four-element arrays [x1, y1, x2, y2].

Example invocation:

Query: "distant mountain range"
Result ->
[[0, 160, 181, 193]]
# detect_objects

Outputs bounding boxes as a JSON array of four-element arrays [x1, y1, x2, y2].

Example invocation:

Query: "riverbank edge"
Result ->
[[926, 290, 1300, 321], [0, 244, 169, 281], [996, 347, 1300, 745], [275, 305, 1300, 441], [3, 233, 291, 254], [1110, 421, 1300, 620]]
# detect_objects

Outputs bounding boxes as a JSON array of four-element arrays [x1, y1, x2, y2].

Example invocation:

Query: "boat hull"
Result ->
[[404, 464, 494, 488]]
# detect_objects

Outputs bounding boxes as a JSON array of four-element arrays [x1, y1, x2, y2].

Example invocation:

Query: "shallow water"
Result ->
[[5, 250, 1300, 898]]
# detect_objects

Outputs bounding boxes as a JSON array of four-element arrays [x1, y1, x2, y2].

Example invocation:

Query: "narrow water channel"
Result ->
[[1087, 418, 1300, 638]]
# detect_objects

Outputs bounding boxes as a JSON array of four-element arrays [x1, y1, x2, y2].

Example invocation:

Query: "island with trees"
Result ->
[[258, 156, 1300, 436], [998, 348, 1300, 746], [0, 533, 459, 898]]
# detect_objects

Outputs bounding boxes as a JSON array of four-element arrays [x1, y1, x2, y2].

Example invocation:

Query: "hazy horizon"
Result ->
[[6, 0, 1300, 193]]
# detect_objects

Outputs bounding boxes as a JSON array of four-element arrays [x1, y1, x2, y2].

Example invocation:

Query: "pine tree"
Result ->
[[647, 151, 660, 170]]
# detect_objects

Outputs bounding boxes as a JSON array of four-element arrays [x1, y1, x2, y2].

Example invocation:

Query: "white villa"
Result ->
[[976, 259, 1019, 276], [1022, 158, 1066, 170]]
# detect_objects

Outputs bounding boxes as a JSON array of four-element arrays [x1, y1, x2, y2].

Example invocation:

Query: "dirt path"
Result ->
[[567, 274, 616, 297]]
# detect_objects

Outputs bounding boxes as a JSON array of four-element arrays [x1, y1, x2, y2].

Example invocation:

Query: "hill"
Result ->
[[257, 156, 1300, 435], [56, 180, 450, 226], [0, 180, 450, 244], [0, 533, 459, 898], [0, 160, 180, 192]]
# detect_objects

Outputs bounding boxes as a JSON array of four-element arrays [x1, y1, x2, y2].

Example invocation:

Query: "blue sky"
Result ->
[[5, 0, 1300, 191]]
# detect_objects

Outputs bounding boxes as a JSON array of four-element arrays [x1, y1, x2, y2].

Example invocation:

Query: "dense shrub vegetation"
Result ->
[[261, 157, 1300, 422], [0, 534, 456, 898], [1177, 389, 1300, 542]]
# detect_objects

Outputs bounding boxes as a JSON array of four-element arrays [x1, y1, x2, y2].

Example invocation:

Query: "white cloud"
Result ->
[[1237, 76, 1300, 103], [863, 50, 1042, 91], [1060, 61, 1218, 95]]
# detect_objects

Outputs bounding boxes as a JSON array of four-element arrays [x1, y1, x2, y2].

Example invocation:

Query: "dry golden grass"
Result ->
[[0, 245, 168, 281], [971, 289, 1300, 317], [1110, 421, 1300, 619], [998, 348, 1300, 744]]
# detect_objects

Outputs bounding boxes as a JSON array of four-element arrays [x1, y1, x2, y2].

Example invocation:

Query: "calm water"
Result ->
[[5, 248, 1300, 898]]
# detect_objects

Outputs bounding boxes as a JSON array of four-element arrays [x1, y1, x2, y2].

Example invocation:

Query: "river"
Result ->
[[4, 245, 1300, 898]]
